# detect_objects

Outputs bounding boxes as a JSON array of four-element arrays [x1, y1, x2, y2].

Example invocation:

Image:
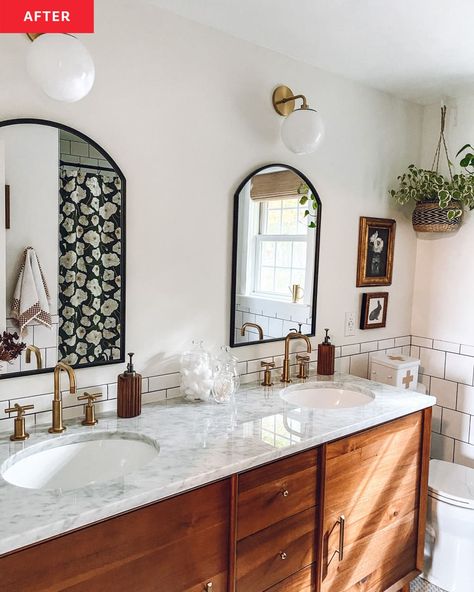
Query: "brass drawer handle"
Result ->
[[280, 551, 288, 560], [281, 489, 289, 497], [337, 515, 345, 561], [205, 583, 213, 591]]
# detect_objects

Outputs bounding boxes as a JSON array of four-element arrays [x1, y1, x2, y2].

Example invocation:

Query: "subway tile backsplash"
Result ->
[[2, 333, 474, 471]]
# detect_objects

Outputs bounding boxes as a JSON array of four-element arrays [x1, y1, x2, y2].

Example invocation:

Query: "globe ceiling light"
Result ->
[[26, 33, 95, 102], [272, 85, 324, 155]]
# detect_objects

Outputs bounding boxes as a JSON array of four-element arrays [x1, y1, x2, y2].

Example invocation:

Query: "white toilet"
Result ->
[[423, 459, 474, 592]]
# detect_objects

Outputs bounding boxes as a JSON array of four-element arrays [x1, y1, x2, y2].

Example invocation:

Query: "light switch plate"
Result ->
[[345, 312, 356, 337]]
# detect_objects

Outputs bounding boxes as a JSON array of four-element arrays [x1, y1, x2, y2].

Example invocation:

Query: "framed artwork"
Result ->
[[356, 217, 396, 286], [360, 292, 388, 329]]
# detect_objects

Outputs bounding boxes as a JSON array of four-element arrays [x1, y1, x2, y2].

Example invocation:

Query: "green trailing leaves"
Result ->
[[298, 182, 318, 228]]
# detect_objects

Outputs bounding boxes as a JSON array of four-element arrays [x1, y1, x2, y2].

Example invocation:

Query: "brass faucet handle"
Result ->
[[261, 361, 275, 387], [77, 392, 102, 404], [5, 403, 35, 416], [296, 354, 310, 361], [78, 392, 102, 426], [5, 403, 34, 441], [296, 354, 310, 380]]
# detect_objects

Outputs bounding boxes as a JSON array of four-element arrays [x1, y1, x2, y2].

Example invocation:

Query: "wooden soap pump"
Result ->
[[117, 353, 142, 418], [317, 329, 335, 375]]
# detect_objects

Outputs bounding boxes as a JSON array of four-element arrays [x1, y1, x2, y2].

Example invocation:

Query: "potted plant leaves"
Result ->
[[389, 106, 474, 232]]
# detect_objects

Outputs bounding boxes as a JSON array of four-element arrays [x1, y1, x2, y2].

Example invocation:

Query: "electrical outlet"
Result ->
[[345, 312, 356, 337]]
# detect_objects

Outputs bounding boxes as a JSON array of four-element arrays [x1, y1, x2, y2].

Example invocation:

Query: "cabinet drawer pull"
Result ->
[[337, 515, 345, 561], [281, 489, 289, 497], [205, 583, 213, 591], [279, 551, 288, 560]]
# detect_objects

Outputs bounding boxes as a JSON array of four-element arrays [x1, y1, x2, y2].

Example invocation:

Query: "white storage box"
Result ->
[[369, 353, 420, 390]]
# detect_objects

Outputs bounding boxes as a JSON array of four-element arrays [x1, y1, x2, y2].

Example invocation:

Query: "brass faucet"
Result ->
[[281, 332, 312, 383], [25, 345, 42, 369], [49, 362, 77, 434], [240, 322, 264, 341]]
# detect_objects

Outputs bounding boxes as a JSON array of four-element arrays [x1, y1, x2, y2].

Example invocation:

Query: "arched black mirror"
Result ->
[[230, 164, 321, 346], [0, 118, 126, 378]]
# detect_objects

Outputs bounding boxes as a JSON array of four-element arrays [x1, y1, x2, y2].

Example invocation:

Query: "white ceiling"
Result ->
[[147, 0, 474, 105]]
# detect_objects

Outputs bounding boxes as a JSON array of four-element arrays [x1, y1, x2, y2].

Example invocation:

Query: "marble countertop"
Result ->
[[0, 373, 435, 556]]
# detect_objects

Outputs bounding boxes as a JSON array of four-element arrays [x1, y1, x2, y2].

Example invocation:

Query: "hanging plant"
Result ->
[[389, 106, 474, 232], [298, 182, 318, 228]]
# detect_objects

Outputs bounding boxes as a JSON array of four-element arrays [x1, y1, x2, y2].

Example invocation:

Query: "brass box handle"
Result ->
[[5, 403, 34, 441], [337, 515, 345, 562], [77, 392, 102, 426]]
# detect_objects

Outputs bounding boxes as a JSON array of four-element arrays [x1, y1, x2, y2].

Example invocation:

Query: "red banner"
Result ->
[[0, 0, 94, 33]]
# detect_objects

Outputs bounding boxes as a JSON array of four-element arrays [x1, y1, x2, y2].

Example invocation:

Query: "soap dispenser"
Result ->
[[317, 329, 335, 375], [117, 353, 142, 418]]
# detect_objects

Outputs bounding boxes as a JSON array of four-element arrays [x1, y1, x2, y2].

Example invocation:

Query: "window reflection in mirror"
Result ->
[[0, 120, 125, 378], [231, 165, 321, 346]]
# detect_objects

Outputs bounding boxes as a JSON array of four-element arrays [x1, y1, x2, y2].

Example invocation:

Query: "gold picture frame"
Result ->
[[356, 217, 396, 287]]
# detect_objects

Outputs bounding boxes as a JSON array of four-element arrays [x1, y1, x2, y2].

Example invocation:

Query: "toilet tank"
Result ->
[[369, 353, 420, 390]]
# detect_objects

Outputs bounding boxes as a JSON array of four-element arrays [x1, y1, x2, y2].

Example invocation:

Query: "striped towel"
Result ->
[[11, 247, 52, 336]]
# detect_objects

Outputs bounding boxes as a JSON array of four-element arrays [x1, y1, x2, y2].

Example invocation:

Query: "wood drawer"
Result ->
[[1, 480, 230, 592], [237, 507, 316, 592], [264, 565, 316, 592], [237, 448, 318, 540]]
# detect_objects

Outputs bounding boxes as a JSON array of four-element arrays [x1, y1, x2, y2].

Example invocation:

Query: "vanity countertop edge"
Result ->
[[0, 373, 435, 556]]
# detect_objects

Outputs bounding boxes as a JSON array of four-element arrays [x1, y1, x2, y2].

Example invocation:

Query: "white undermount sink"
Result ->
[[281, 383, 375, 409], [1, 433, 159, 491]]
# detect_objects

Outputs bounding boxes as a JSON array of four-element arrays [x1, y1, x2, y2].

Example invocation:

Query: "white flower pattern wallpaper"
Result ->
[[58, 170, 123, 366]]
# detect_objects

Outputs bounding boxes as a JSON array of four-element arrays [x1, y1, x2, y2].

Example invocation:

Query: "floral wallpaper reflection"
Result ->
[[58, 170, 122, 366]]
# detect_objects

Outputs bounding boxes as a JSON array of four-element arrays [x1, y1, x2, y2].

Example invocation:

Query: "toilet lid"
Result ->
[[428, 459, 474, 509]]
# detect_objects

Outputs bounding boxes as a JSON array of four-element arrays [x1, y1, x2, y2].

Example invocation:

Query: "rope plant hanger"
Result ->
[[390, 105, 474, 231]]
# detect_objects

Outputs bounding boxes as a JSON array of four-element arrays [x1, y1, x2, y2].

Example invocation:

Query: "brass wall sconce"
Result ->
[[272, 85, 324, 155]]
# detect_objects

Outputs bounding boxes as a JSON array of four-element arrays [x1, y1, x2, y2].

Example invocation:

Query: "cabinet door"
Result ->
[[1, 479, 230, 592], [320, 412, 426, 592]]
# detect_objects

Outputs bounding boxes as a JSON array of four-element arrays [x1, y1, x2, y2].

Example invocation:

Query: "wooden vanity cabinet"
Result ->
[[1, 410, 431, 592], [319, 409, 431, 592], [1, 479, 230, 592]]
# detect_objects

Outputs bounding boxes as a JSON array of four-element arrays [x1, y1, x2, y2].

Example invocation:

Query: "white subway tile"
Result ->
[[395, 336, 411, 347], [360, 341, 378, 353], [430, 377, 457, 409], [166, 387, 182, 399], [341, 344, 360, 356], [432, 405, 442, 434], [412, 336, 434, 348], [457, 384, 474, 415], [433, 340, 460, 353], [349, 353, 369, 379], [149, 373, 180, 392], [335, 357, 350, 373], [410, 345, 420, 358], [33, 324, 57, 349], [446, 353, 474, 385], [378, 338, 395, 350], [419, 347, 445, 378], [441, 408, 470, 441], [460, 344, 474, 357], [431, 433, 454, 462], [143, 390, 167, 404], [454, 441, 474, 469]]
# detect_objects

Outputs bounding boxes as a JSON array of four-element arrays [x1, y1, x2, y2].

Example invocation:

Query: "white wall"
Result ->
[[0, 125, 59, 320], [0, 0, 421, 401], [0, 144, 5, 326], [412, 100, 474, 343]]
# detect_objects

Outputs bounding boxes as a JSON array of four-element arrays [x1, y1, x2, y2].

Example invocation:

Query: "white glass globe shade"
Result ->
[[281, 108, 324, 155], [27, 34, 95, 102]]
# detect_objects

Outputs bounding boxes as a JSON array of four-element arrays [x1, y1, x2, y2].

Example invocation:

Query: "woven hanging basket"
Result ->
[[412, 199, 463, 232]]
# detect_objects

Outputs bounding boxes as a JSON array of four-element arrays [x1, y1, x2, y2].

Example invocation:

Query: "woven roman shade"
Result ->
[[250, 170, 303, 201]]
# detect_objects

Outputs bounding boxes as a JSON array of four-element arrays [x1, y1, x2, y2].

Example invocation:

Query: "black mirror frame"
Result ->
[[0, 118, 126, 379], [229, 163, 322, 348]]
